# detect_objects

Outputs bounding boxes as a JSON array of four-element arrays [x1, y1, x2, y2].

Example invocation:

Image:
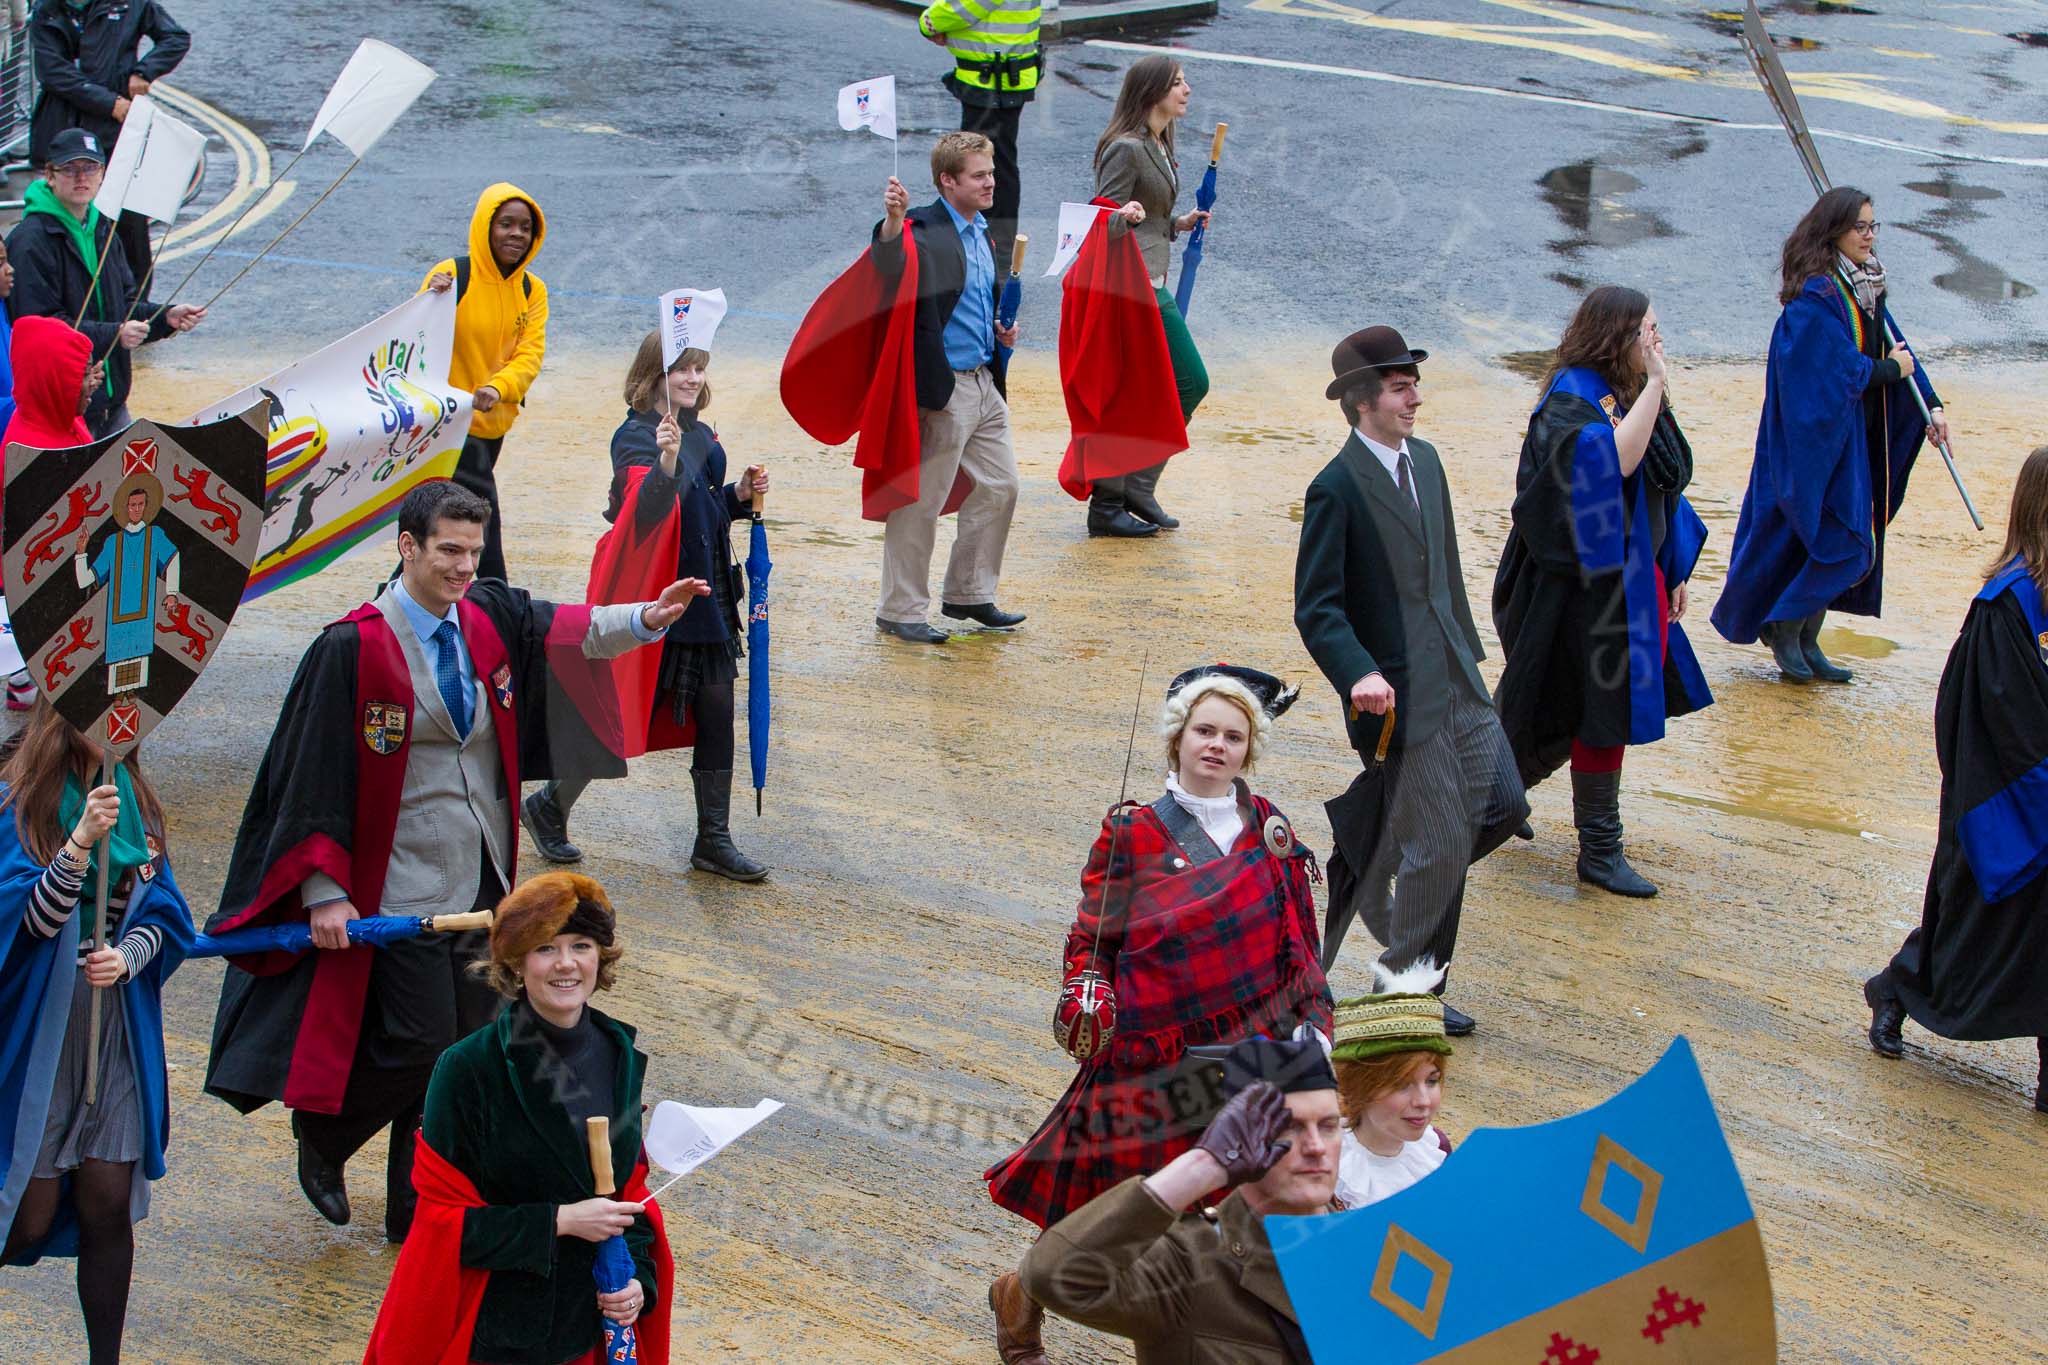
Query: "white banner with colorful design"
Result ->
[[186, 290, 472, 601]]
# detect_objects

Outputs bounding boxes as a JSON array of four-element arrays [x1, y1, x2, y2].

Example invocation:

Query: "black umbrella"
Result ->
[[1321, 706, 1396, 970]]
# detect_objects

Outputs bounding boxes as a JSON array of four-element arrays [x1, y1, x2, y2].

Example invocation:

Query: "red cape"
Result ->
[[780, 224, 968, 521], [364, 1137, 674, 1365], [1056, 200, 1188, 500], [585, 466, 695, 760]]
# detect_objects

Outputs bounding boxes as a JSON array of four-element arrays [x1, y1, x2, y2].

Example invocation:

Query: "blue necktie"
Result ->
[[432, 619, 471, 738]]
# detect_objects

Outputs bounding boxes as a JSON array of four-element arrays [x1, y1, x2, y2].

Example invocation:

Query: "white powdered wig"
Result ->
[[1371, 957, 1446, 997], [1159, 675, 1272, 771]]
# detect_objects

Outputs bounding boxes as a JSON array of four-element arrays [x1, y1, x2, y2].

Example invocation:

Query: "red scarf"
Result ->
[[782, 224, 967, 521], [1056, 198, 1188, 500], [584, 465, 695, 758], [364, 1137, 674, 1365]]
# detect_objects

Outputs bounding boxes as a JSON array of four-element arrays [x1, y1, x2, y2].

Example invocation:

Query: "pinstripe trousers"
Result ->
[[1355, 688, 1529, 977]]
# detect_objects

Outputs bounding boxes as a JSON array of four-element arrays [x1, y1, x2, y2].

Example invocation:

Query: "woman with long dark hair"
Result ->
[[1492, 287, 1713, 898], [1712, 186, 1950, 682], [1864, 446, 2048, 1114], [0, 703, 194, 1364], [526, 331, 769, 881], [1083, 55, 1212, 538]]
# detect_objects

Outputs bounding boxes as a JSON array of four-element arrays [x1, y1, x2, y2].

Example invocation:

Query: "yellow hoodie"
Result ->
[[421, 183, 549, 442]]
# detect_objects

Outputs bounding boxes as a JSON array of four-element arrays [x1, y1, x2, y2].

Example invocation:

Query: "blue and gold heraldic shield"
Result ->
[[1270, 1038, 1775, 1363]]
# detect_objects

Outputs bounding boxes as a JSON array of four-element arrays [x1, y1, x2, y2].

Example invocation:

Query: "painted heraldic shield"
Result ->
[[2, 405, 268, 756]]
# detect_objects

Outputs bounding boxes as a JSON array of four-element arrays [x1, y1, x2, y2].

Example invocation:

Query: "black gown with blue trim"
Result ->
[[1887, 560, 2048, 1041]]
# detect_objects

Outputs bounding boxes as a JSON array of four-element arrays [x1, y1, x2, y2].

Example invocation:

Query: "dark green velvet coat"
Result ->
[[421, 1002, 658, 1365]]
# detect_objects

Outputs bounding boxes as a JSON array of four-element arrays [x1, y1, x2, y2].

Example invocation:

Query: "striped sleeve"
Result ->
[[115, 924, 165, 980], [23, 853, 89, 939]]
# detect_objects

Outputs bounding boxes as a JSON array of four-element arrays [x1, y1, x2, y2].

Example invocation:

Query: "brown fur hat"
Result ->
[[489, 872, 616, 965]]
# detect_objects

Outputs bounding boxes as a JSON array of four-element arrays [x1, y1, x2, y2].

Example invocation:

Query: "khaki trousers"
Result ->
[[878, 367, 1019, 622]]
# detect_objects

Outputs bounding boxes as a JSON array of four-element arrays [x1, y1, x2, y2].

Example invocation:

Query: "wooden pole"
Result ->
[[82, 748, 114, 1106], [1208, 122, 1229, 164], [587, 1115, 616, 1196], [1008, 232, 1029, 278]]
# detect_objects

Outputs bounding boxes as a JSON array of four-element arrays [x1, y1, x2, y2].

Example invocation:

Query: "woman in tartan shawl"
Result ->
[[983, 664, 1333, 1364]]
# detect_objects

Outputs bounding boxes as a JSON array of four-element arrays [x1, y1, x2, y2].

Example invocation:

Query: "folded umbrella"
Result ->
[[1321, 706, 1396, 970], [1172, 123, 1228, 319], [745, 493, 773, 816], [587, 1116, 642, 1364], [996, 234, 1028, 365], [186, 908, 491, 959]]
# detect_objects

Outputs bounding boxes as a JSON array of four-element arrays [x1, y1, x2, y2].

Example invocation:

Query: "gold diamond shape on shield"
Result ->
[[1369, 1223, 1452, 1339], [1581, 1133, 1662, 1253]]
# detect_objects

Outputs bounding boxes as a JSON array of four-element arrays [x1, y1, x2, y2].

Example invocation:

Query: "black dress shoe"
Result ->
[[1086, 508, 1159, 538], [1864, 971, 1905, 1058], [1514, 820, 1535, 841], [521, 790, 582, 864], [942, 602, 1026, 629], [1440, 1001, 1476, 1037], [297, 1137, 350, 1226], [1125, 494, 1180, 530], [876, 616, 950, 644]]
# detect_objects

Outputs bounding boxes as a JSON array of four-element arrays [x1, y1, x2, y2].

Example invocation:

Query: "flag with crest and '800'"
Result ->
[[1, 406, 267, 756]]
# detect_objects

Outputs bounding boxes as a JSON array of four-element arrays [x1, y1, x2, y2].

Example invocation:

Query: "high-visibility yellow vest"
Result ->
[[919, 1, 1042, 96]]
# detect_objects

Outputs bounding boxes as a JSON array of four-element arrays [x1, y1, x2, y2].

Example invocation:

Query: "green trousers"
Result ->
[[1091, 289, 1209, 512]]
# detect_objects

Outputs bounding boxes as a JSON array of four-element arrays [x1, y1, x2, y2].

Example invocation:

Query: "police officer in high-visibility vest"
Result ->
[[920, 1, 1041, 271]]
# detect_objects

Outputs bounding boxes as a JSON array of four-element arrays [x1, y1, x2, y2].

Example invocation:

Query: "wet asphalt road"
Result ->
[[125, 0, 2048, 375]]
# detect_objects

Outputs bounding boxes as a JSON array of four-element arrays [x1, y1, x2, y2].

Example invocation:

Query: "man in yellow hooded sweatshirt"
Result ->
[[423, 183, 548, 581]]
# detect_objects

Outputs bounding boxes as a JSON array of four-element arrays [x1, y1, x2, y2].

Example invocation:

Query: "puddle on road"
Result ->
[[1700, 12, 1823, 49], [1537, 163, 1677, 256], [1654, 785, 1875, 839], [1932, 246, 2038, 304], [2009, 32, 2048, 49], [1217, 426, 1317, 447], [1495, 350, 1557, 380], [1819, 624, 1898, 660], [1903, 180, 2004, 204]]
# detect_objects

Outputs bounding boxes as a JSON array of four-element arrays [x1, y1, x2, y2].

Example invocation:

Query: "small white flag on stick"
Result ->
[[658, 286, 729, 370], [93, 96, 207, 224], [305, 38, 437, 157], [837, 75, 898, 141], [1047, 202, 1111, 277], [643, 1099, 783, 1199]]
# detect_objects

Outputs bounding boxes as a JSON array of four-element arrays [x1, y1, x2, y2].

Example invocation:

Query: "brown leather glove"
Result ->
[[1195, 1081, 1293, 1186]]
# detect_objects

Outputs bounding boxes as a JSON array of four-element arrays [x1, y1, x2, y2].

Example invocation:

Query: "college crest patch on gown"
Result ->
[[491, 663, 513, 709], [362, 701, 407, 754]]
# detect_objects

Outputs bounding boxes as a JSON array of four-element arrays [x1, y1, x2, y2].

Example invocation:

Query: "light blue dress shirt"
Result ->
[[939, 197, 997, 372], [387, 578, 666, 704]]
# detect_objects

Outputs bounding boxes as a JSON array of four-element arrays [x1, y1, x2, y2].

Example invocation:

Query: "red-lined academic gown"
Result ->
[[202, 580, 627, 1121], [1056, 198, 1187, 499]]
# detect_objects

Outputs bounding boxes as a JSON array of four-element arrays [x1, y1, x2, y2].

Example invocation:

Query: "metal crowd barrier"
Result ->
[[0, 5, 36, 210]]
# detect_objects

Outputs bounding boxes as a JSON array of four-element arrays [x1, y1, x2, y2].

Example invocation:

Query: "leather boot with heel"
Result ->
[[691, 769, 768, 882], [990, 1270, 1049, 1365], [1571, 768, 1657, 897]]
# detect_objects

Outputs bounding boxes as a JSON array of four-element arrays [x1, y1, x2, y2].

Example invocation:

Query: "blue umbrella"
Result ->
[[996, 235, 1026, 365], [188, 908, 493, 958], [1173, 123, 1229, 319], [586, 1117, 642, 1363], [746, 497, 773, 815]]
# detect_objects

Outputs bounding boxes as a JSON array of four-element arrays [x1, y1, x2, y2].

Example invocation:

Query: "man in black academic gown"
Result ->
[[1293, 327, 1528, 1032], [1865, 532, 2048, 1114], [204, 481, 704, 1239]]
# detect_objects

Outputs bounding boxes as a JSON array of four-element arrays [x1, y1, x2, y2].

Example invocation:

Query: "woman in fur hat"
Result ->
[[982, 664, 1332, 1363], [364, 873, 673, 1365]]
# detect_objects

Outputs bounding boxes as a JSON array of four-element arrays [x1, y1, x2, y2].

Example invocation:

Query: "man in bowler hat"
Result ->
[[1293, 326, 1528, 1032]]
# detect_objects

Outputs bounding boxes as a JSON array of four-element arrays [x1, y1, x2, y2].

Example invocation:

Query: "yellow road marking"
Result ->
[[1246, 0, 2048, 135]]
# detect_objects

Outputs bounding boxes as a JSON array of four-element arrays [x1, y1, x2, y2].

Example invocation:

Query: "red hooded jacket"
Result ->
[[6, 314, 93, 453]]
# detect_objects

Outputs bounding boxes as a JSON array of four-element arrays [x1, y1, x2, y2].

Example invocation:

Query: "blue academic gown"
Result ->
[[0, 793, 194, 1263], [0, 299, 15, 445], [1712, 274, 1934, 642]]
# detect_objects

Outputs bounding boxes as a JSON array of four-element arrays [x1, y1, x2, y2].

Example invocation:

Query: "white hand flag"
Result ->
[[93, 95, 208, 224], [837, 75, 898, 141], [1046, 202, 1111, 277], [658, 287, 729, 370], [304, 39, 437, 157], [645, 1099, 783, 1188]]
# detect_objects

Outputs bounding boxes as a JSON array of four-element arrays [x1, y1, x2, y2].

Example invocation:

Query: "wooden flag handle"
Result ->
[[427, 908, 495, 933], [587, 1116, 616, 1196], [1208, 122, 1229, 164], [1009, 233, 1029, 276]]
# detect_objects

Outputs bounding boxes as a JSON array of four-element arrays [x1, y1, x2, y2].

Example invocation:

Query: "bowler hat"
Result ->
[[1325, 325, 1428, 400], [46, 128, 107, 168]]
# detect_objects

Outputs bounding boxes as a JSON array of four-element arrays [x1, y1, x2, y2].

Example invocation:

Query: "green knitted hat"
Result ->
[[1329, 992, 1454, 1063]]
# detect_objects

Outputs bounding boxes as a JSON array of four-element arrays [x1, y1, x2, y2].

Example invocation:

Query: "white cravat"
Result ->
[[1165, 770, 1244, 854]]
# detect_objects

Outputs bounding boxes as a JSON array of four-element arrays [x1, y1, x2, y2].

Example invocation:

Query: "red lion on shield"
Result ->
[[42, 618, 99, 691], [168, 464, 245, 545], [21, 483, 109, 586], [157, 599, 215, 661]]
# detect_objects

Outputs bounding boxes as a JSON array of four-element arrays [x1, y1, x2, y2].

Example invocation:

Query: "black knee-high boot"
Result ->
[[1799, 611, 1854, 683], [1572, 768, 1657, 898], [691, 769, 767, 882]]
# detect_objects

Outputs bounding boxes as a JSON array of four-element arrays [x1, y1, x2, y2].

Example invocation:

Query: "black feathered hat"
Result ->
[[1167, 663, 1299, 719]]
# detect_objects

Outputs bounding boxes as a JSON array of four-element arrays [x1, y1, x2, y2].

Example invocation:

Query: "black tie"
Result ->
[[1396, 449, 1419, 512]]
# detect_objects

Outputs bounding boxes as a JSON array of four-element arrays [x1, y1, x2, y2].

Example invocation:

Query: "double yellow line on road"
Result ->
[[146, 82, 297, 265]]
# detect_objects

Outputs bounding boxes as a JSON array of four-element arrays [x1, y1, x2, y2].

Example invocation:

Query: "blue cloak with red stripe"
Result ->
[[1712, 273, 1934, 643], [1887, 559, 2048, 1040]]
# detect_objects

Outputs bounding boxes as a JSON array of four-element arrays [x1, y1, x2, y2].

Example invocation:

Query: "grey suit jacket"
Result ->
[[302, 594, 653, 913], [1096, 134, 1181, 283], [1294, 433, 1489, 754]]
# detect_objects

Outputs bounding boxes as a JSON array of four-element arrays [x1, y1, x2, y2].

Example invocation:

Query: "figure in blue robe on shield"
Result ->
[[72, 474, 179, 695]]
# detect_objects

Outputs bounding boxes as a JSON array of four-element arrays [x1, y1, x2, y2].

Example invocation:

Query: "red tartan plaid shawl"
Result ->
[[1107, 805, 1332, 1073]]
